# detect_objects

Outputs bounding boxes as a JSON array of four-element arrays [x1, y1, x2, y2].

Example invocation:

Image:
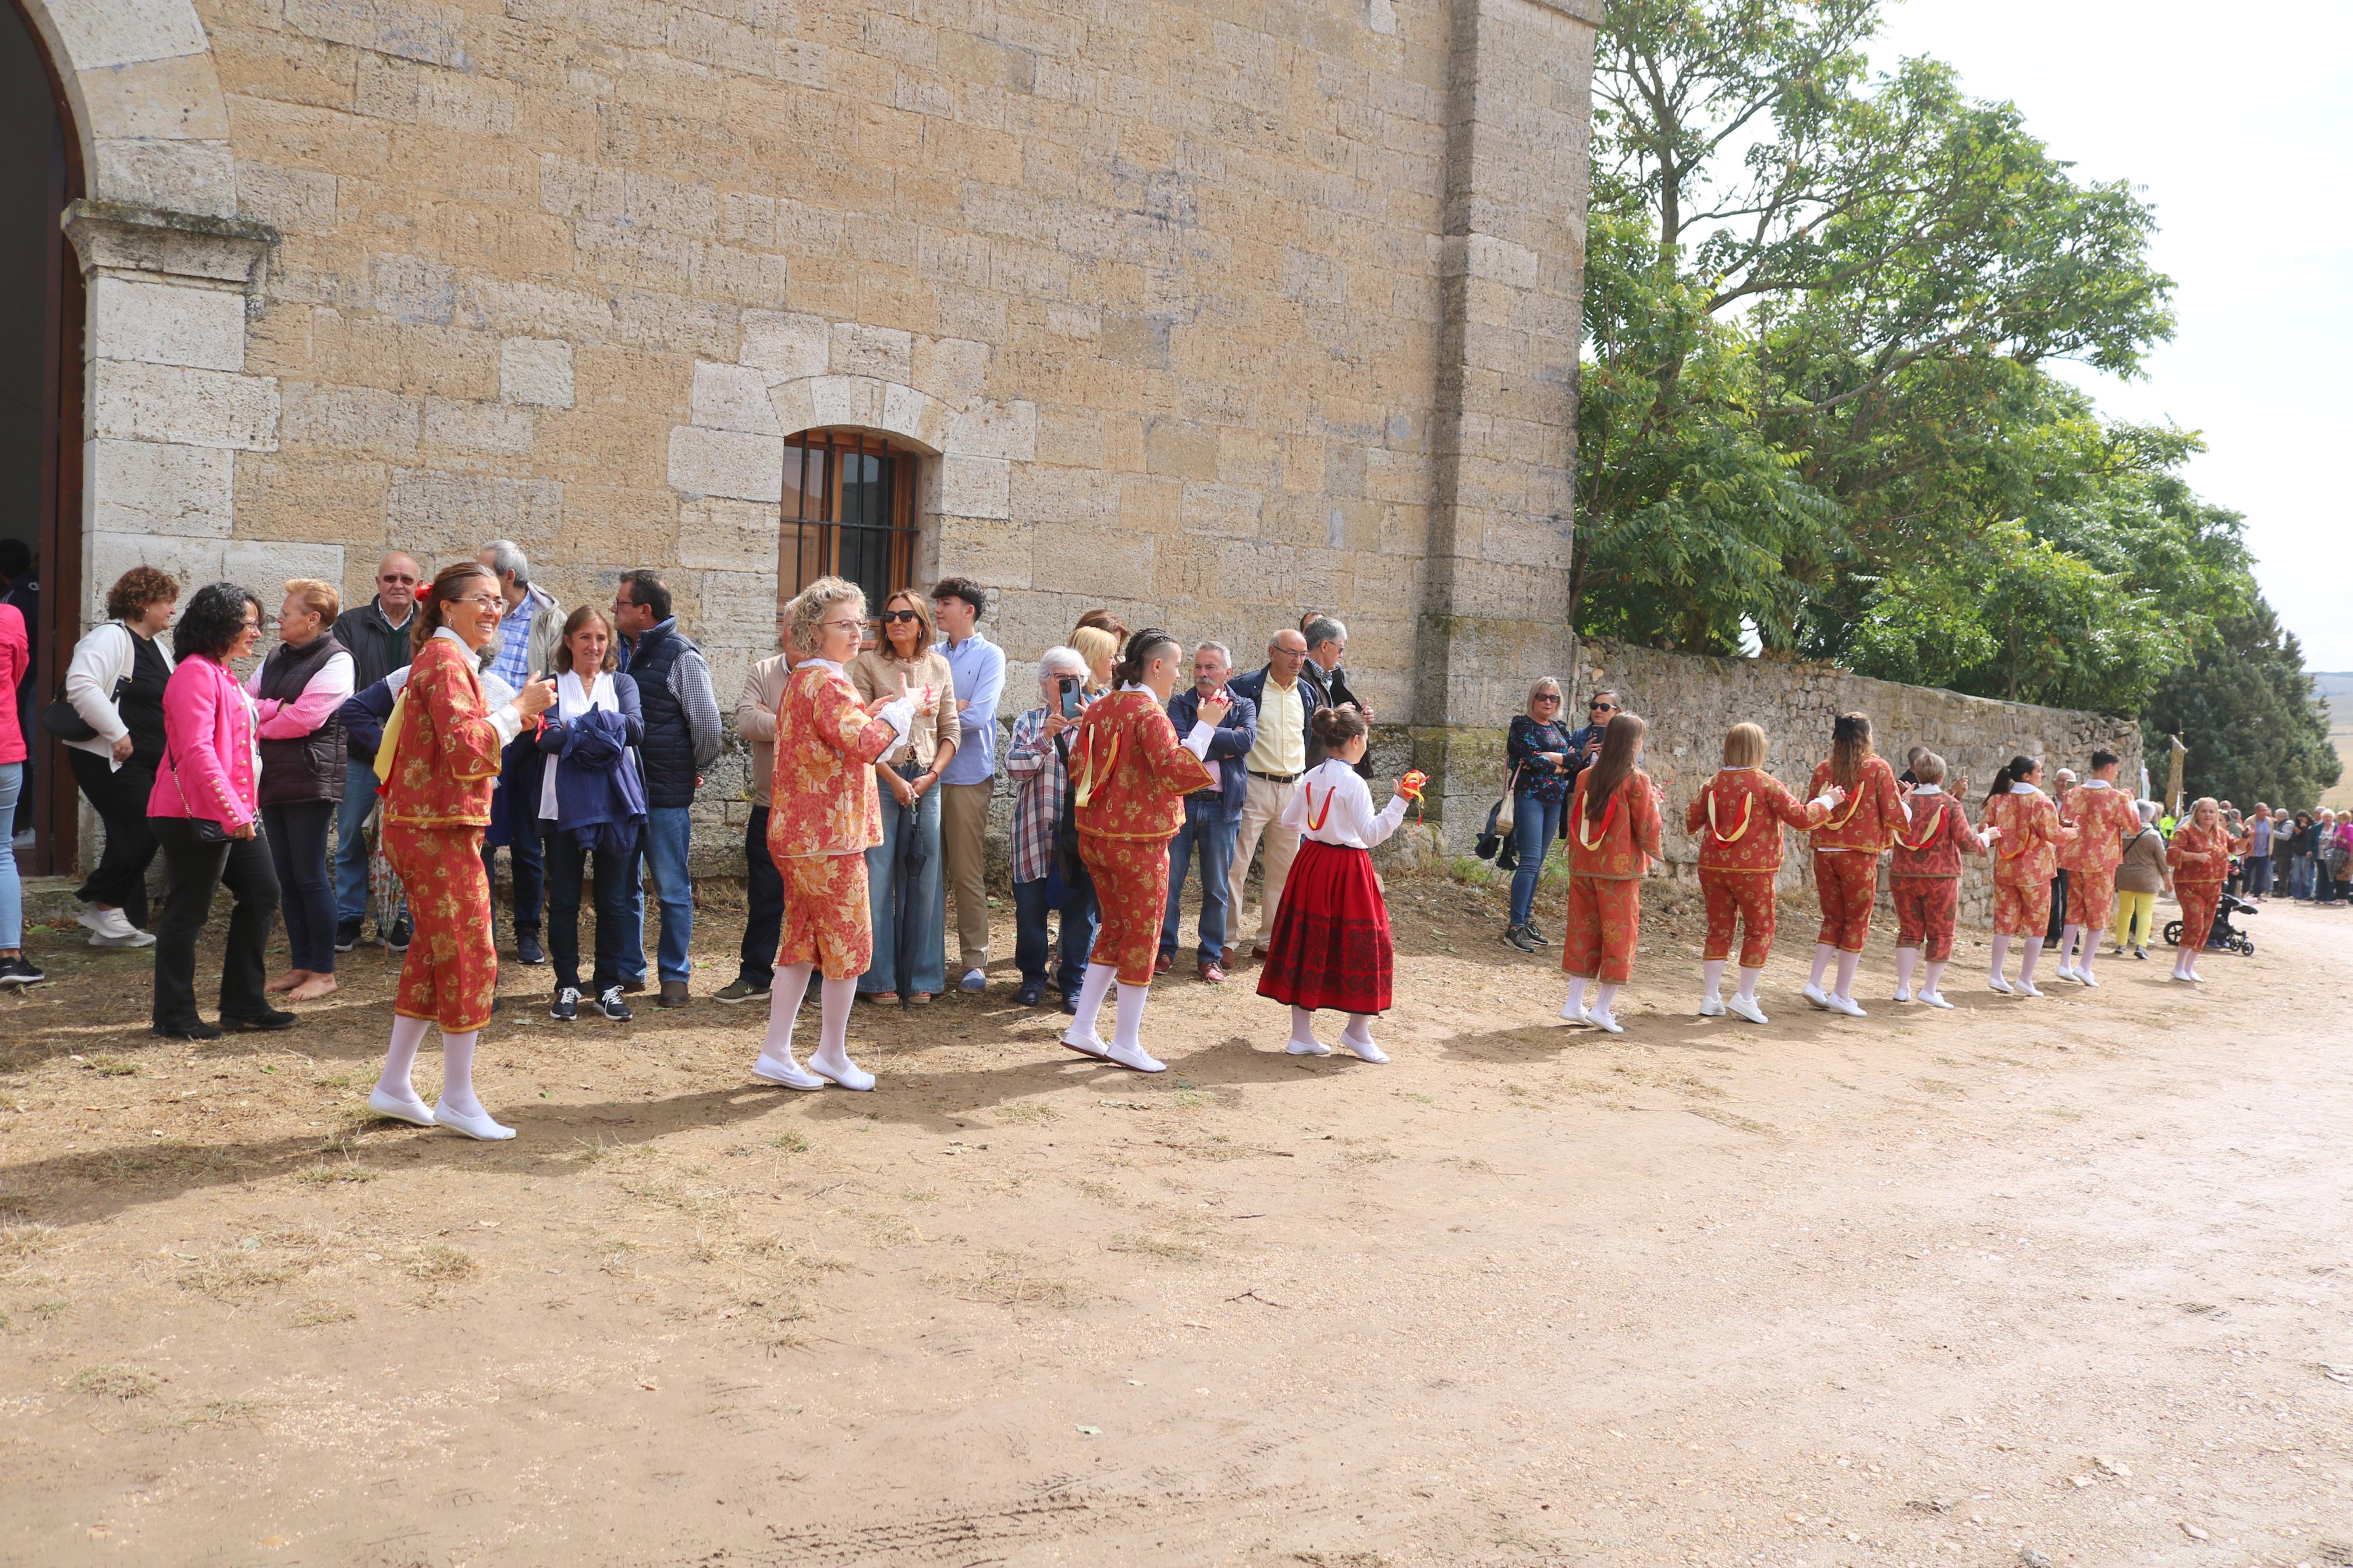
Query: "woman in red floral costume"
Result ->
[[1979, 754, 2073, 997], [365, 564, 555, 1140], [1886, 751, 1989, 1010], [750, 577, 927, 1092], [1062, 628, 1229, 1073], [2165, 796, 2231, 984], [1683, 722, 1843, 1025], [1559, 712, 1663, 1035], [1802, 712, 1907, 1018]]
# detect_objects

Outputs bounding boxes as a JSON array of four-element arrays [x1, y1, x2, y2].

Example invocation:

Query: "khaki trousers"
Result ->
[[940, 781, 993, 971], [1227, 774, 1300, 950]]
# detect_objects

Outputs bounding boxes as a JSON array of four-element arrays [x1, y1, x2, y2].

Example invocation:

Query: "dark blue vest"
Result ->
[[623, 619, 699, 808]]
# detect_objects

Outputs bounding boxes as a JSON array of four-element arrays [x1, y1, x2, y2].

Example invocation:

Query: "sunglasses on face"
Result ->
[[1534, 695, 1561, 704], [879, 609, 923, 624], [1589, 702, 1616, 713]]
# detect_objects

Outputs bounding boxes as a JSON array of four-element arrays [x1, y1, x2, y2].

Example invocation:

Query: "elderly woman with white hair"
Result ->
[[748, 576, 927, 1092], [1005, 645, 1099, 1009]]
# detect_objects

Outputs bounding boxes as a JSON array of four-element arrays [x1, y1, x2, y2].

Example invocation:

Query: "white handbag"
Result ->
[[1493, 763, 1522, 837]]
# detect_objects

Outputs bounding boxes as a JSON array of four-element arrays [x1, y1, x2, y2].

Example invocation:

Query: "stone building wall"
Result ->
[[27, 0, 1600, 873]]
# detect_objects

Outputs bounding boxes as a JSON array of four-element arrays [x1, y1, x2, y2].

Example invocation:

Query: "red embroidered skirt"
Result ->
[[1255, 838, 1393, 1014]]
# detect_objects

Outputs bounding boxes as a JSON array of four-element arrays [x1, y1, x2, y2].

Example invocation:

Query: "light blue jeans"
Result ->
[[861, 780, 946, 997], [0, 763, 20, 948], [333, 759, 377, 926], [624, 805, 695, 984]]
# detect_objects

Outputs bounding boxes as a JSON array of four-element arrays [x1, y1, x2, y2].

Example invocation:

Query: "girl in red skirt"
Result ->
[[1559, 712, 1663, 1035], [2166, 797, 2231, 984], [1257, 706, 1411, 1062]]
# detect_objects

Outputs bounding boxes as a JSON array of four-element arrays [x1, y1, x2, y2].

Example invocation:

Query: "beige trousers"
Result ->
[[1227, 774, 1300, 950], [940, 781, 993, 971]]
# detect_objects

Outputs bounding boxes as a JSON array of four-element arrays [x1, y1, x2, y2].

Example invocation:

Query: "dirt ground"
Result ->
[[2, 866, 2350, 1568]]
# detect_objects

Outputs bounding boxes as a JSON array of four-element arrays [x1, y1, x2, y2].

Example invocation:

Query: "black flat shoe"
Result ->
[[222, 1008, 298, 1033], [1015, 981, 1045, 1007], [154, 1019, 222, 1041]]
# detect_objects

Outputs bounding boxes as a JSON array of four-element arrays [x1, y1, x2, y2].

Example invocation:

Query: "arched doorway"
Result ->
[[0, 0, 81, 875]]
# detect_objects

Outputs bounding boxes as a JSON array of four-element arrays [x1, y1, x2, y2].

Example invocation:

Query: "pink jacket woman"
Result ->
[[149, 652, 261, 830]]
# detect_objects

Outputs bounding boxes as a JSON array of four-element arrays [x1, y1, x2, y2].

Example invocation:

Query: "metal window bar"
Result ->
[[779, 430, 919, 621]]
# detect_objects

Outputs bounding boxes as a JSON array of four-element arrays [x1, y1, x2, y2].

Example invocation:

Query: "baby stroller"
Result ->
[[2165, 891, 2256, 957]]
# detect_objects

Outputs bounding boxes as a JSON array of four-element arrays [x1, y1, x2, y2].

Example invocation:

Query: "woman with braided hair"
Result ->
[[1802, 713, 1907, 1018], [1061, 628, 1229, 1073]]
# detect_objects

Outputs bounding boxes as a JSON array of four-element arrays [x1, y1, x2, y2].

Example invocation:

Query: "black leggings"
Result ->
[[67, 748, 159, 926], [543, 827, 633, 994]]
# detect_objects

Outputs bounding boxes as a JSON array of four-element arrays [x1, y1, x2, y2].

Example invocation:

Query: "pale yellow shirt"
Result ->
[[1245, 675, 1306, 777]]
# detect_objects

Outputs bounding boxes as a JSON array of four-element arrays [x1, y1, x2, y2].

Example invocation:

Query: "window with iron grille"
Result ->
[[778, 429, 920, 622]]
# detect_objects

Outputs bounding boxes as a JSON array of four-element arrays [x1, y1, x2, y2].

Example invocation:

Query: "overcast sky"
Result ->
[[1867, 0, 2353, 670]]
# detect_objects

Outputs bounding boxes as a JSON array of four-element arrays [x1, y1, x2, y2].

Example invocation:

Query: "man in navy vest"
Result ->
[[613, 570, 722, 1007]]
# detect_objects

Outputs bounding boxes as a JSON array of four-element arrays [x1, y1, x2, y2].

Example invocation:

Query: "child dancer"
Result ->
[[1683, 723, 1844, 1024], [1980, 755, 2070, 996], [2053, 749, 2141, 987], [1887, 752, 1989, 1009], [1256, 706, 1410, 1062], [2165, 797, 2231, 983], [1803, 713, 1907, 1018], [1559, 712, 1662, 1035]]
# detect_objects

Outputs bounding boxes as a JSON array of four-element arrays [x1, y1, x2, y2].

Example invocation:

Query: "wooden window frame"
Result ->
[[778, 428, 921, 627]]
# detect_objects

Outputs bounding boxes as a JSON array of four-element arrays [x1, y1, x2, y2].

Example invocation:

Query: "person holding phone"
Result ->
[[1006, 648, 1100, 1008]]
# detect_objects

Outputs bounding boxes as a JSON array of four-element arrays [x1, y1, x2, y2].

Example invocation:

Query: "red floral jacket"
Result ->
[[2166, 820, 2231, 886], [382, 634, 506, 829], [767, 662, 900, 859], [1984, 787, 2071, 887], [1806, 755, 1906, 854], [1565, 768, 1663, 881], [1889, 791, 1989, 880], [1070, 689, 1213, 842], [1684, 768, 1830, 873], [2059, 783, 2141, 876]]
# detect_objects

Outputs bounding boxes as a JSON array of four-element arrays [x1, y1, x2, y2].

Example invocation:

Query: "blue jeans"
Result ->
[[1014, 869, 1098, 995], [2290, 854, 2313, 899], [0, 763, 20, 948], [1508, 792, 1564, 927], [861, 782, 946, 997], [626, 805, 694, 984], [333, 760, 377, 926], [262, 799, 338, 972], [1161, 794, 1239, 965]]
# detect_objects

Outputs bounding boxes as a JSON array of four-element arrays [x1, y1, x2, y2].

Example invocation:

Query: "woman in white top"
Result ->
[[61, 567, 178, 945], [534, 605, 645, 1023], [1253, 706, 1410, 1062]]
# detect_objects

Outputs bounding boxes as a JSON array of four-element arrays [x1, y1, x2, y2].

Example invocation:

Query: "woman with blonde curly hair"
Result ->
[[748, 577, 929, 1091]]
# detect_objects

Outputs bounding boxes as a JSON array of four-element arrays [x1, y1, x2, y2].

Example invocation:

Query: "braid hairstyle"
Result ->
[[1109, 627, 1179, 691], [1828, 712, 1873, 792]]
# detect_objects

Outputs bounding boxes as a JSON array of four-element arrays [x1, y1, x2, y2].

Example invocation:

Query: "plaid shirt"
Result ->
[[487, 590, 538, 691], [1006, 701, 1084, 884]]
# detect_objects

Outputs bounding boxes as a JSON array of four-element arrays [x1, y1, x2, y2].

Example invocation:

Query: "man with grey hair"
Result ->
[[1159, 641, 1257, 982], [1226, 628, 1326, 964], [1300, 614, 1371, 777], [476, 539, 563, 965], [1005, 646, 1101, 1009]]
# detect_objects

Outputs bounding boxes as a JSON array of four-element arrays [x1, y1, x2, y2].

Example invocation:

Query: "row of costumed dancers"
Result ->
[[359, 568, 2227, 1139]]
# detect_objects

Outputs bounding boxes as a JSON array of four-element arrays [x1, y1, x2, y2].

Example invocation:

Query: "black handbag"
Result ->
[[41, 674, 122, 742]]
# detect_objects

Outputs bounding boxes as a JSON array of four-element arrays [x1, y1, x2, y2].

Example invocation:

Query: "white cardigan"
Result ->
[[62, 621, 175, 767]]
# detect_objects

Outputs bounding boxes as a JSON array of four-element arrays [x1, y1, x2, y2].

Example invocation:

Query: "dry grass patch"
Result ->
[[406, 1245, 477, 1282], [293, 1300, 357, 1328], [931, 1249, 1080, 1310], [71, 1364, 160, 1400], [1, 1222, 61, 1260]]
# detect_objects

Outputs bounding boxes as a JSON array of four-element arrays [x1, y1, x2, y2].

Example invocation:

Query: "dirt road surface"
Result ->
[[3, 876, 2350, 1567]]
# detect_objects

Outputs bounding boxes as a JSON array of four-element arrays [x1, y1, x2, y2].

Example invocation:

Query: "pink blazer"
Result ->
[[0, 603, 26, 766], [149, 654, 260, 829]]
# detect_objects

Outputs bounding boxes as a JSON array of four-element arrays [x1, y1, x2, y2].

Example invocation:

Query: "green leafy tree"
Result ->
[[2142, 607, 2341, 811]]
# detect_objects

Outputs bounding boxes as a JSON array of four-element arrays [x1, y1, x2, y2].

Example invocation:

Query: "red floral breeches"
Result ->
[[1812, 850, 1878, 952], [2064, 873, 2116, 934], [1993, 877, 2053, 938], [1079, 833, 1174, 987], [1891, 876, 1960, 962], [2176, 879, 2222, 952], [382, 822, 497, 1034], [1699, 868, 1778, 968], [778, 851, 874, 980], [1561, 875, 1641, 984]]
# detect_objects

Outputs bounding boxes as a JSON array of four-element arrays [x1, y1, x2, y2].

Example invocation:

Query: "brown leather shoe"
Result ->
[[1197, 959, 1228, 984], [657, 980, 690, 1008], [1220, 945, 1234, 969], [1154, 951, 1174, 975]]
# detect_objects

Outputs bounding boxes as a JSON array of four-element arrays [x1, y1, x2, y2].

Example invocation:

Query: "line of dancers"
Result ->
[[360, 574, 2226, 1141]]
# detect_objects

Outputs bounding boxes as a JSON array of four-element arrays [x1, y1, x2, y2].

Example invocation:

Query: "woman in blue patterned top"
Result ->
[[1502, 677, 1581, 952]]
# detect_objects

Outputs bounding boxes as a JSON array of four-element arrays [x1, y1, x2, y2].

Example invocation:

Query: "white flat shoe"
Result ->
[[1988, 975, 2015, 995], [2051, 966, 2079, 984], [1698, 996, 1726, 1017], [1921, 990, 1954, 1009], [1560, 995, 1589, 1022], [809, 1054, 875, 1092], [1727, 995, 1769, 1025], [1340, 1033, 1389, 1064], [1827, 995, 1867, 1018], [1588, 1010, 1624, 1036], [1103, 1039, 1166, 1073], [2014, 982, 2044, 998], [367, 1087, 437, 1127], [1892, 986, 1912, 1003], [1802, 983, 1830, 1010], [1284, 1038, 1333, 1056], [1059, 1029, 1110, 1059], [2077, 970, 2099, 988], [751, 1054, 825, 1091], [432, 1101, 517, 1141]]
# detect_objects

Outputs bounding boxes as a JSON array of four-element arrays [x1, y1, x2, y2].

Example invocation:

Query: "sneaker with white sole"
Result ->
[[960, 968, 986, 993], [1827, 994, 1867, 1018], [1802, 983, 1830, 1009], [1698, 995, 1726, 1017], [594, 986, 633, 1022], [79, 906, 140, 944], [1893, 986, 1913, 1003], [550, 986, 580, 1022], [1727, 994, 1769, 1025], [1587, 1009, 1624, 1035], [1921, 990, 1954, 1009]]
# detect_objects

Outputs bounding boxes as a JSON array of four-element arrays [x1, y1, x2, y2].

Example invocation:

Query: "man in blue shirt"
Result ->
[[932, 577, 1006, 992], [1160, 642, 1257, 983], [477, 539, 562, 966]]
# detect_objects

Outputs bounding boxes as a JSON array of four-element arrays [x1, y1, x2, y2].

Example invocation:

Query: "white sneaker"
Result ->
[[1588, 1009, 1624, 1035], [809, 1052, 875, 1092], [1059, 1029, 1110, 1059], [2054, 965, 2083, 984], [1893, 986, 1913, 1003], [1988, 975, 2015, 995], [1921, 990, 1954, 1009], [1802, 983, 1830, 1010], [751, 1053, 825, 1090], [1284, 1037, 1333, 1056], [366, 1086, 437, 1127], [433, 1100, 517, 1141], [1698, 995, 1726, 1017], [1103, 1038, 1166, 1073], [1827, 994, 1867, 1018], [1727, 994, 1769, 1025], [2014, 982, 2044, 998], [1560, 994, 1590, 1023], [2077, 969, 2099, 988], [79, 906, 152, 946]]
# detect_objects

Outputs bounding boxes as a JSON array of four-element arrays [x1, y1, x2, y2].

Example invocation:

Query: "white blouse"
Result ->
[[538, 670, 619, 822], [1280, 759, 1408, 849]]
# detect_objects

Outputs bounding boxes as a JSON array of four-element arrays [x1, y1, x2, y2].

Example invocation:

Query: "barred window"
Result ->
[[778, 429, 920, 621]]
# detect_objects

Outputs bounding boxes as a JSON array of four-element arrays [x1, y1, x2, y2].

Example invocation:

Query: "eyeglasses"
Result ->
[[879, 610, 923, 624], [455, 594, 505, 612], [1534, 694, 1561, 704], [819, 617, 864, 634], [1588, 701, 1616, 712], [378, 574, 417, 586]]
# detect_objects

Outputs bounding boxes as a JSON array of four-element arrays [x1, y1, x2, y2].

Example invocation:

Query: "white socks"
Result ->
[[375, 1013, 431, 1103], [1700, 958, 1726, 1002], [1922, 958, 1949, 1000], [1736, 965, 1763, 1001], [1067, 962, 1118, 1044], [1808, 944, 1834, 990], [2017, 937, 2044, 990], [1106, 982, 1163, 1073], [1893, 947, 1919, 997], [431, 1030, 512, 1139], [753, 963, 824, 1088], [2059, 924, 2085, 972], [1340, 1014, 1387, 1064], [1989, 933, 2013, 986], [1561, 976, 1589, 1019], [1832, 950, 1861, 1004], [1285, 1004, 1330, 1055], [808, 976, 871, 1089], [1593, 981, 1620, 1019]]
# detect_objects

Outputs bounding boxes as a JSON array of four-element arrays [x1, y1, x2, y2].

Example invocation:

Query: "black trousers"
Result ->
[[482, 736, 546, 938], [737, 805, 785, 987], [2046, 870, 2068, 943], [152, 817, 279, 1029], [543, 826, 633, 994], [67, 748, 158, 926]]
